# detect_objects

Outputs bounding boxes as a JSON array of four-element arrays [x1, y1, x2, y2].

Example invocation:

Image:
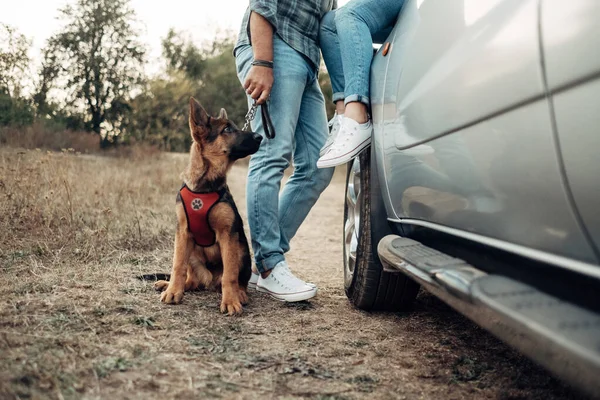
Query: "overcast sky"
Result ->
[[2, 0, 350, 74]]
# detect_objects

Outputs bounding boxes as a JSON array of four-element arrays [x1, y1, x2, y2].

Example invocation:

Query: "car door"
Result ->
[[371, 0, 598, 264]]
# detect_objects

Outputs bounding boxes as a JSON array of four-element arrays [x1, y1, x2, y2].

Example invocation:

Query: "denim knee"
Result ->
[[313, 166, 335, 193], [249, 152, 292, 179], [334, 4, 364, 29], [320, 11, 336, 39], [291, 161, 334, 192]]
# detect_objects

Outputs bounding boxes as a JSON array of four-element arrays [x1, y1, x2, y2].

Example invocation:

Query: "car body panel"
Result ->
[[380, 0, 544, 148], [370, 0, 599, 265], [370, 24, 396, 222], [541, 0, 600, 90], [382, 100, 598, 264], [552, 79, 600, 254]]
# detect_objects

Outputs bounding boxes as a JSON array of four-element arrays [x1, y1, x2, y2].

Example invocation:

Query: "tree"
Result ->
[[160, 32, 247, 126], [45, 0, 145, 147], [0, 24, 34, 126], [0, 23, 31, 99], [0, 88, 34, 127], [127, 33, 248, 152], [197, 37, 248, 127], [32, 46, 61, 118], [161, 29, 205, 81], [129, 72, 200, 151]]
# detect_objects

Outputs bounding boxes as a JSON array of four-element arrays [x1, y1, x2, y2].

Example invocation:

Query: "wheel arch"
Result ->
[[368, 144, 411, 258]]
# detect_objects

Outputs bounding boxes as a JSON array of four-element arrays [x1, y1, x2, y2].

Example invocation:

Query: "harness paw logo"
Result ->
[[191, 198, 203, 211]]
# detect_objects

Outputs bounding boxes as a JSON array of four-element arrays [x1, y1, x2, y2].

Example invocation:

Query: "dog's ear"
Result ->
[[190, 97, 209, 127], [189, 97, 210, 142], [218, 108, 228, 120]]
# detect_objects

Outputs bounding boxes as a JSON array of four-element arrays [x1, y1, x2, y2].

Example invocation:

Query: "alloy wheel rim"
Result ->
[[344, 158, 362, 287]]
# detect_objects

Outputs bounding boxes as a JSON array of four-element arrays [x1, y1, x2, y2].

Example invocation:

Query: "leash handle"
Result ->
[[261, 102, 276, 139], [241, 101, 276, 139]]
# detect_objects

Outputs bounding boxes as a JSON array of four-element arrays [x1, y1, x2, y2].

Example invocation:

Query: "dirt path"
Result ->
[[0, 150, 590, 399]]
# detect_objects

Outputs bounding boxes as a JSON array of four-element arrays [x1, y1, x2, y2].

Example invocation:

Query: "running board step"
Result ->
[[377, 235, 600, 397], [377, 236, 486, 300]]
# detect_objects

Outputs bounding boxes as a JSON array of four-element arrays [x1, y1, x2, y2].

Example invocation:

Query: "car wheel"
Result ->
[[343, 149, 420, 311]]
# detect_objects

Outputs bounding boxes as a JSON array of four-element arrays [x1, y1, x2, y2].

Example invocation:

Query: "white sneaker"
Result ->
[[257, 262, 317, 302], [277, 261, 316, 288], [248, 270, 259, 290], [317, 118, 372, 168], [320, 113, 344, 156], [249, 263, 315, 290]]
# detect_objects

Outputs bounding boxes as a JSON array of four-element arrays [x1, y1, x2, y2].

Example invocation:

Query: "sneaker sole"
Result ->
[[248, 275, 259, 290], [317, 138, 371, 169], [257, 286, 318, 302], [248, 281, 317, 290], [319, 142, 333, 157], [249, 278, 315, 290]]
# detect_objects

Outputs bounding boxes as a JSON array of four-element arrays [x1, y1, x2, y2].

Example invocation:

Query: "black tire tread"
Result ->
[[344, 150, 420, 312]]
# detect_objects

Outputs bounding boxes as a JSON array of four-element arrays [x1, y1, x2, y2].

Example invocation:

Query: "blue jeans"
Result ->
[[235, 38, 335, 274], [320, 0, 405, 106]]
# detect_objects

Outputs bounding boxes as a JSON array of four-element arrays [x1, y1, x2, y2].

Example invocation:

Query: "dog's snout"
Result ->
[[253, 133, 263, 142]]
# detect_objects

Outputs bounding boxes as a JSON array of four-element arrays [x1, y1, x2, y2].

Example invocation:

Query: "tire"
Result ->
[[343, 149, 420, 311]]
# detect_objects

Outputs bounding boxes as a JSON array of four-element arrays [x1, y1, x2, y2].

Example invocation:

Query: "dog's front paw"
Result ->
[[220, 293, 243, 316], [160, 286, 184, 304], [238, 288, 249, 305], [154, 280, 169, 292]]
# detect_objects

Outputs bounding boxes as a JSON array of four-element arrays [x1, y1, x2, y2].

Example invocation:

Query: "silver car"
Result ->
[[343, 0, 600, 396]]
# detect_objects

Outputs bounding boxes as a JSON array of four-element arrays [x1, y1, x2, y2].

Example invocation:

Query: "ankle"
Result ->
[[261, 270, 272, 279], [335, 101, 345, 115], [344, 102, 369, 124]]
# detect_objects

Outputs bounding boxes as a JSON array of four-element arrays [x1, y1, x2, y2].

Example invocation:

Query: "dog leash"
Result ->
[[242, 101, 276, 139]]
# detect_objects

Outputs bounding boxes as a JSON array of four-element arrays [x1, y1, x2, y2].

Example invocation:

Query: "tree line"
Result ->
[[0, 0, 334, 152]]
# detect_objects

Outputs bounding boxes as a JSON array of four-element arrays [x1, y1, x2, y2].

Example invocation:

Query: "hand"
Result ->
[[243, 65, 273, 105]]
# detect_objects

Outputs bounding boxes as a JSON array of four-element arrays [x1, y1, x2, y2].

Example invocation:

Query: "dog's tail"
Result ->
[[137, 273, 171, 281]]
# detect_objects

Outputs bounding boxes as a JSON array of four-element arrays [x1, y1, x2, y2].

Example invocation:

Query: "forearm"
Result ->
[[249, 11, 273, 62]]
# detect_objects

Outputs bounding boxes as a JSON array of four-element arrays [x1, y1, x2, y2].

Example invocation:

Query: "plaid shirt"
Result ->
[[235, 0, 337, 68]]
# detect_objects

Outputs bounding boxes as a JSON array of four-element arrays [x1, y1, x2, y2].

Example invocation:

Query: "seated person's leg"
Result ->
[[319, 11, 345, 115], [318, 10, 347, 156], [317, 0, 406, 168], [337, 0, 405, 121]]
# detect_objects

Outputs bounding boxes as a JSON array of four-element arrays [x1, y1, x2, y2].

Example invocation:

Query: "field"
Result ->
[[0, 146, 589, 399]]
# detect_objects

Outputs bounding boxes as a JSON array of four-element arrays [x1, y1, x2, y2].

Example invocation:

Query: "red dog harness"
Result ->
[[179, 185, 226, 247]]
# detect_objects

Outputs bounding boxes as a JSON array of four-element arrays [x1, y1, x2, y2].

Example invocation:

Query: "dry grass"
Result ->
[[0, 146, 591, 400], [0, 124, 101, 153]]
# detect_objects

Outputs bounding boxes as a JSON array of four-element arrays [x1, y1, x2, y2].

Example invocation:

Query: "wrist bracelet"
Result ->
[[252, 59, 274, 69]]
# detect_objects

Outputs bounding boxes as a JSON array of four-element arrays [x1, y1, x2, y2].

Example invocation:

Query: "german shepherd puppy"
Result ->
[[154, 97, 262, 315]]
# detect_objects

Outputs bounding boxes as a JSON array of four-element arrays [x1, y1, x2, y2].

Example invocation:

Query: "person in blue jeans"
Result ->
[[317, 0, 410, 168], [233, 0, 336, 302]]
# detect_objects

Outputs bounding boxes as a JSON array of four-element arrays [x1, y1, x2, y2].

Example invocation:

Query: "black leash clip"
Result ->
[[242, 101, 276, 139]]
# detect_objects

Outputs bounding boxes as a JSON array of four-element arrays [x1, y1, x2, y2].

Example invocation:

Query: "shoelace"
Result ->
[[329, 124, 358, 153], [278, 267, 311, 288], [327, 116, 340, 138], [271, 274, 293, 290], [274, 265, 313, 290]]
